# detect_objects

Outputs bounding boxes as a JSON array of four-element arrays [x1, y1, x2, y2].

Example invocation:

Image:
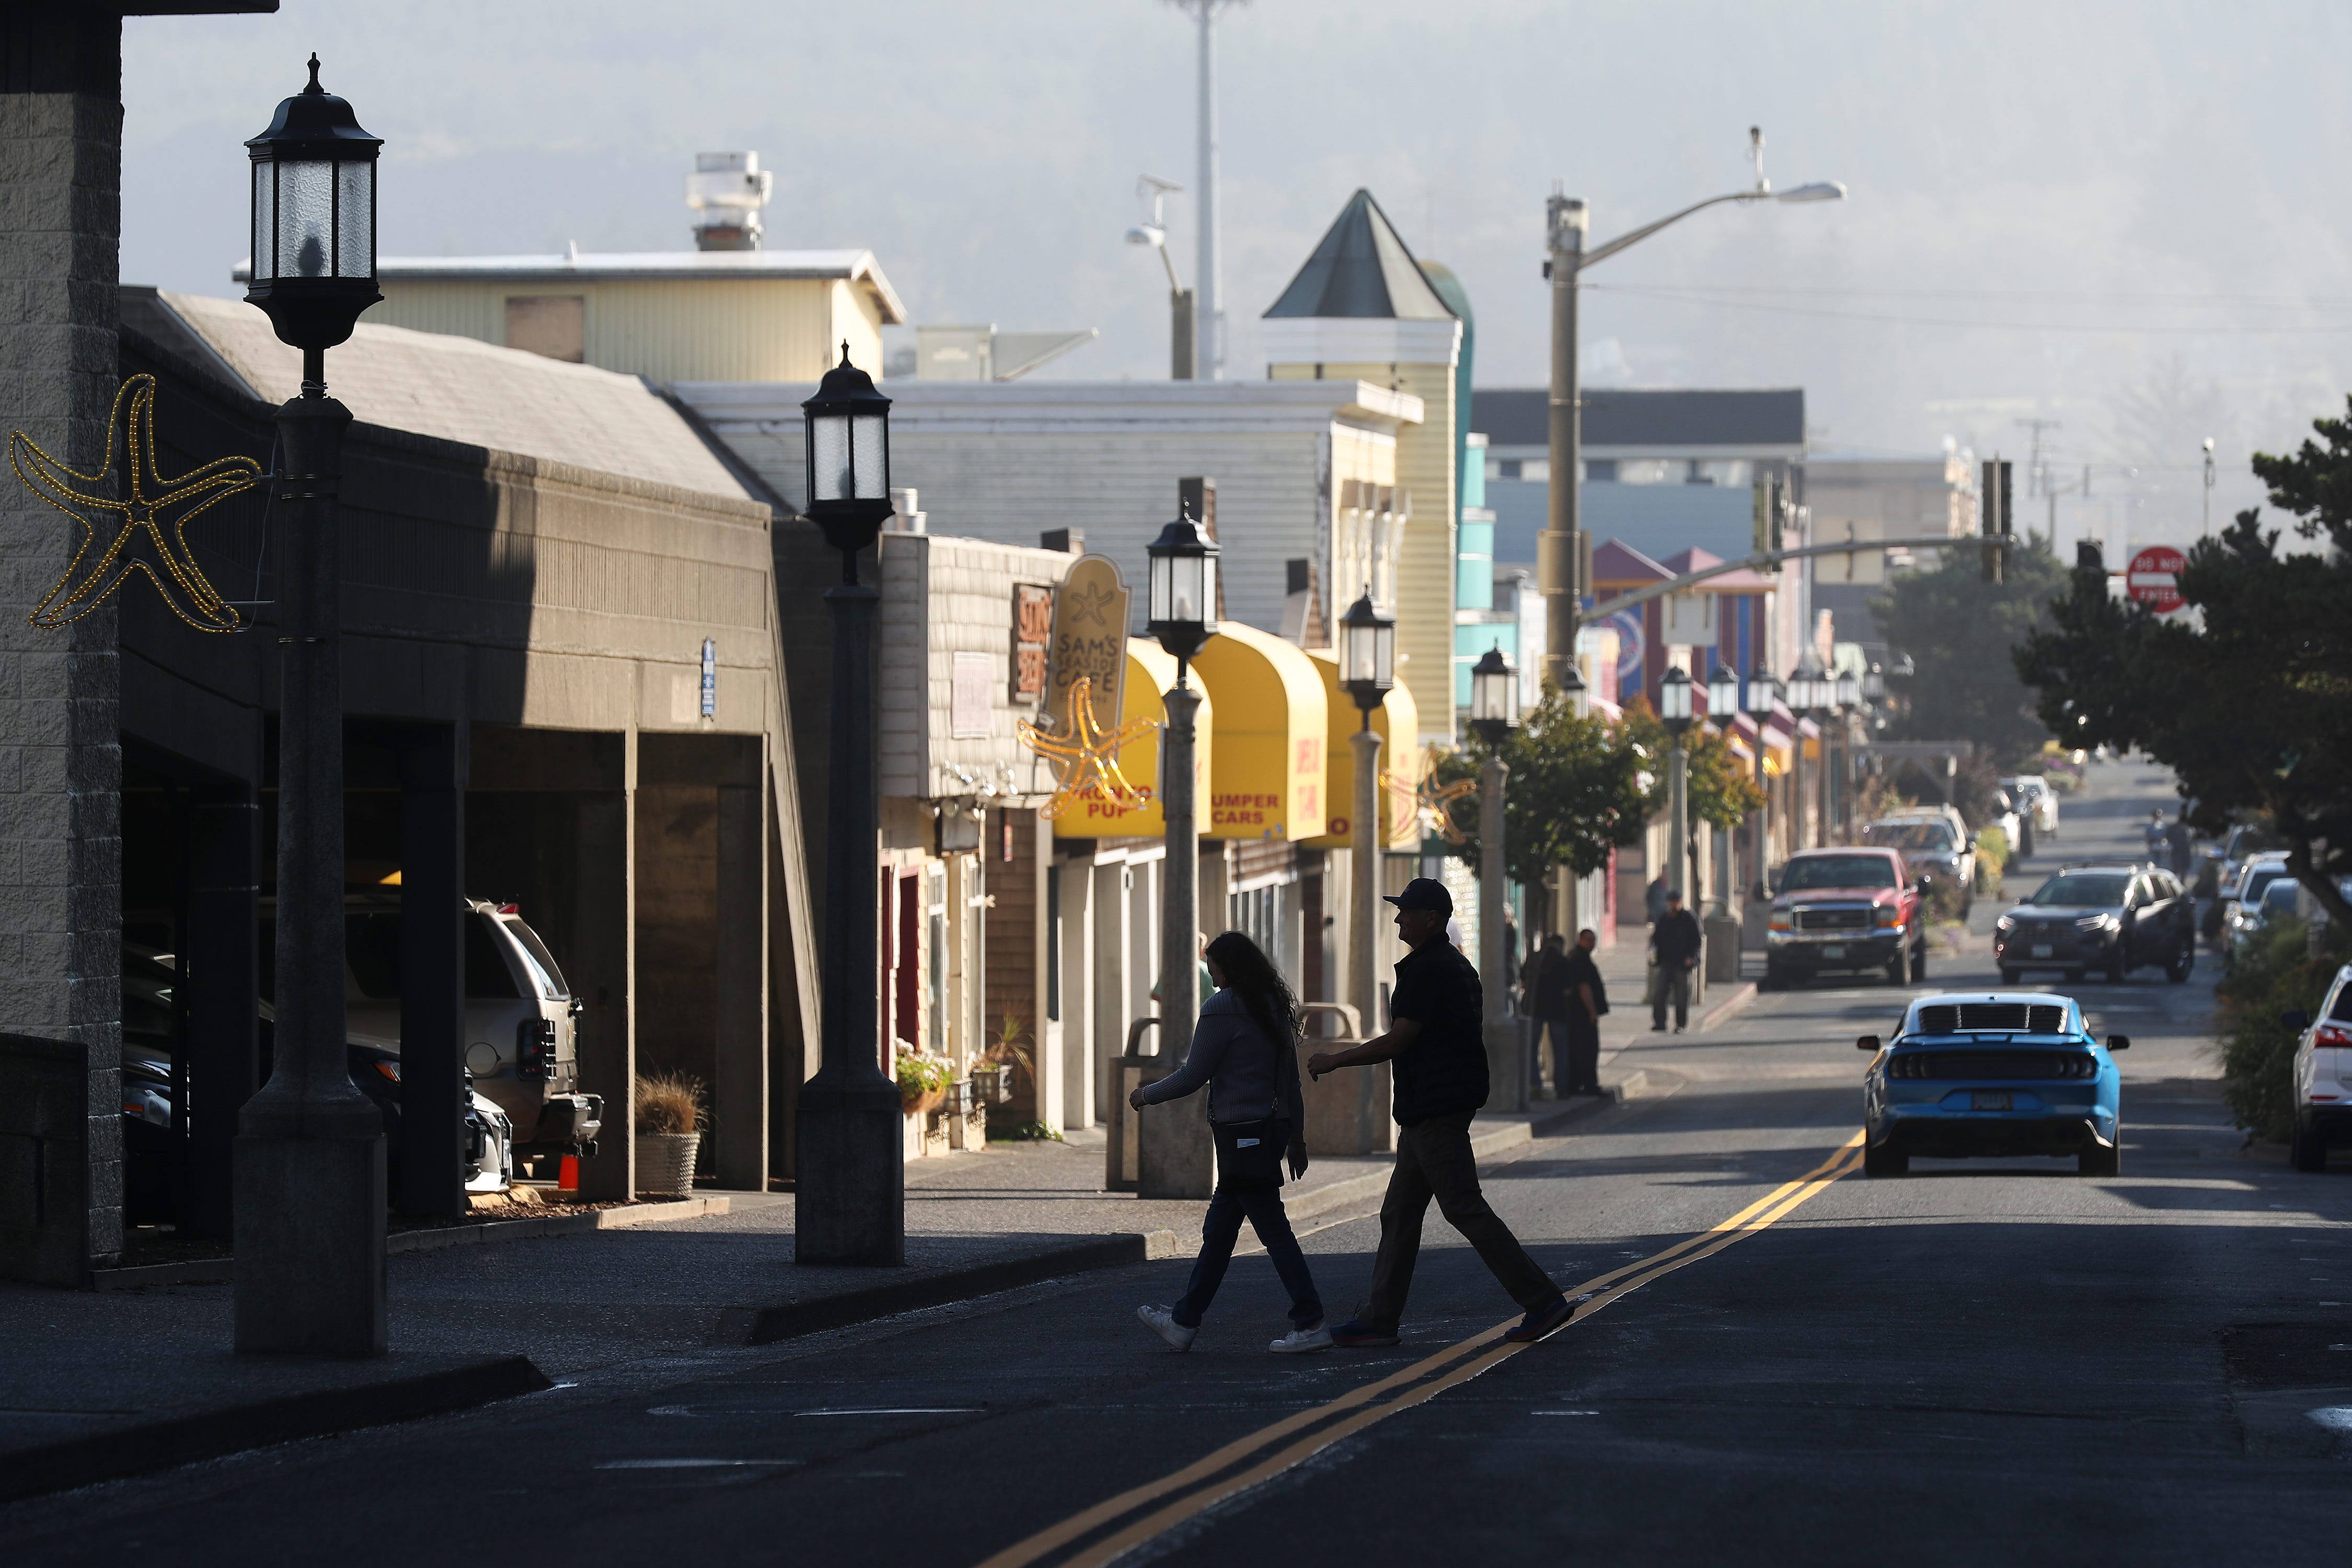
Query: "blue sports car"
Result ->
[[1859, 991, 2128, 1177]]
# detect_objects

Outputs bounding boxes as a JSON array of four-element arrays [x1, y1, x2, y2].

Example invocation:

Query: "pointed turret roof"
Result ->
[[1263, 190, 1456, 321]]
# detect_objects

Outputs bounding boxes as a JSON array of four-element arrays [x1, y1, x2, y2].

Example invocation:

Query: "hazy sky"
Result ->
[[124, 1, 2352, 547]]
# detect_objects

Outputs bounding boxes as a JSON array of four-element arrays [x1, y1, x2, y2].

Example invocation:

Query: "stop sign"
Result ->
[[2127, 546, 2187, 614]]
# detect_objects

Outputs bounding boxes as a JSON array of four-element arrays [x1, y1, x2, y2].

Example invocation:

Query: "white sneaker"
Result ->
[[1137, 1304, 1196, 1352], [1269, 1323, 1333, 1354]]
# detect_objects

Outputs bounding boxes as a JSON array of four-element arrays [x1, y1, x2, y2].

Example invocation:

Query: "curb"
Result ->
[[89, 1197, 733, 1290], [0, 1354, 550, 1504], [1697, 982, 1758, 1033], [734, 1229, 1185, 1345]]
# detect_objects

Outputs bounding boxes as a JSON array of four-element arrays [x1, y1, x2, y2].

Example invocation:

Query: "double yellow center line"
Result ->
[[976, 1133, 1865, 1568]]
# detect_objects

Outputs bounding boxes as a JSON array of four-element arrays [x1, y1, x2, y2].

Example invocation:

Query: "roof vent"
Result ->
[[687, 152, 772, 252]]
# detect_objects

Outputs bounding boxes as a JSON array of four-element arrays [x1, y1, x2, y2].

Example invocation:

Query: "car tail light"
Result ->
[[517, 1017, 555, 1080], [2315, 1022, 2352, 1047]]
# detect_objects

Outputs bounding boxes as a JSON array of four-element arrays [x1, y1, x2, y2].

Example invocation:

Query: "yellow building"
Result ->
[[1263, 191, 1462, 748], [363, 247, 906, 384]]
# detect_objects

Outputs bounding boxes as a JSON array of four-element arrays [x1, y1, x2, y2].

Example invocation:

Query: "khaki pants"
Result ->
[[1362, 1109, 1558, 1333]]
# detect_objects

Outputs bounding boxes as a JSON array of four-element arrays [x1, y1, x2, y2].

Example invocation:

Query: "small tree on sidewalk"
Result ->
[[1433, 683, 1651, 895]]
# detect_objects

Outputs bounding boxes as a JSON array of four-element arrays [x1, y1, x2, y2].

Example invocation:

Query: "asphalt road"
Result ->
[[11, 757, 2351, 1566]]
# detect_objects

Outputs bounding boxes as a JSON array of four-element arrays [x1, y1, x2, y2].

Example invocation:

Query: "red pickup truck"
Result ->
[[1762, 847, 1928, 989]]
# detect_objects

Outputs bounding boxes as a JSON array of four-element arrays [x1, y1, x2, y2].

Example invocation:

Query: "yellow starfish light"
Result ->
[[1383, 744, 1480, 846], [10, 373, 259, 632], [1017, 676, 1160, 821]]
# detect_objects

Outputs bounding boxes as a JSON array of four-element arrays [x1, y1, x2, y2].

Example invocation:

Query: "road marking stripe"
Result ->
[[974, 1133, 1864, 1568]]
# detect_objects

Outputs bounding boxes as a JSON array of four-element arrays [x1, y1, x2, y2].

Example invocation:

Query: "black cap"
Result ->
[[1384, 877, 1453, 914]]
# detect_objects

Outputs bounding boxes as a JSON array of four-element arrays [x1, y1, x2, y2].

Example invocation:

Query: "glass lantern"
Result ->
[[1659, 666, 1694, 733], [244, 54, 383, 353], [1469, 646, 1517, 742], [1339, 592, 1394, 719], [1706, 665, 1740, 722], [1744, 668, 1781, 716], [1835, 671, 1859, 709], [1145, 509, 1219, 665], [800, 343, 895, 565]]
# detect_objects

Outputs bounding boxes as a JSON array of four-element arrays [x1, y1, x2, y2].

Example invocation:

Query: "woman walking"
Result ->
[[1131, 930, 1329, 1354]]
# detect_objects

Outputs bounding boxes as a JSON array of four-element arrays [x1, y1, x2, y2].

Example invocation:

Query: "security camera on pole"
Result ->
[[1469, 648, 1524, 1112], [1141, 510, 1220, 1200], [1339, 593, 1396, 1040], [234, 57, 387, 1357]]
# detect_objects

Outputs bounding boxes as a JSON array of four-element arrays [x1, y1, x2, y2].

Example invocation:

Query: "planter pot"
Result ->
[[634, 1132, 700, 1197], [901, 1083, 945, 1117], [974, 1066, 1014, 1106]]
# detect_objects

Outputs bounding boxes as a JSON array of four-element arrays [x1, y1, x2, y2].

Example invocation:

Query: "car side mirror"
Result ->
[[1857, 1033, 1881, 1052], [1966, 834, 1980, 850], [2281, 1010, 2311, 1032], [2105, 1034, 2129, 1051]]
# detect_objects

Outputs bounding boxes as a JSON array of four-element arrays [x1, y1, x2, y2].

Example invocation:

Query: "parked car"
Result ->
[[1993, 864, 2195, 985], [266, 894, 602, 1162], [2228, 876, 2305, 959], [2216, 851, 2293, 943], [1859, 990, 2128, 1177], [1762, 847, 1928, 989], [1862, 809, 1977, 915], [2285, 967, 2352, 1171], [2002, 775, 2060, 840], [120, 946, 511, 1225]]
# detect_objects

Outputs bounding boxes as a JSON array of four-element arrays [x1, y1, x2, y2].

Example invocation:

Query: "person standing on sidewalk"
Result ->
[[1132, 930, 1329, 1355], [1306, 879, 1574, 1348], [1650, 891, 1701, 1033], [1520, 933, 1574, 1098], [1562, 928, 1608, 1095]]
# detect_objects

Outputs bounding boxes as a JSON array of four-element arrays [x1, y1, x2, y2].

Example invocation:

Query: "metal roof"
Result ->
[[151, 290, 754, 500], [1263, 190, 1455, 321], [1475, 387, 1805, 450]]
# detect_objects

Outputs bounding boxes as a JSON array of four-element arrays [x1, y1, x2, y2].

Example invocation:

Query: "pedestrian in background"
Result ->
[[1650, 891, 1701, 1033], [1561, 928, 1607, 1096], [1520, 933, 1572, 1098], [1307, 879, 1575, 1348], [1132, 930, 1328, 1355]]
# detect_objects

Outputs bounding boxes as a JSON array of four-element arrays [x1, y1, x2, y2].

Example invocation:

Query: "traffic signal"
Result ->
[[1980, 459, 2012, 583], [2076, 540, 2104, 573]]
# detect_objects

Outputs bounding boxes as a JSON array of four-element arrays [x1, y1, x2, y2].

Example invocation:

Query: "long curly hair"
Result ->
[[1205, 929, 1299, 1047]]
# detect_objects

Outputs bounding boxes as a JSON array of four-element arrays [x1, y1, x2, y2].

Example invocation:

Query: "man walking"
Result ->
[[1650, 890, 1701, 1033], [1561, 928, 1607, 1096], [1307, 879, 1574, 1348]]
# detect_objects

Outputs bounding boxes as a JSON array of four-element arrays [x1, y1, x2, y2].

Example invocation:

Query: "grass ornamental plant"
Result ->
[[633, 1072, 706, 1136], [2214, 917, 2344, 1142]]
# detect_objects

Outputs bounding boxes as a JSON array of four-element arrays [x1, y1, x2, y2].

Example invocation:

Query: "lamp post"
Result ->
[[1469, 649, 1523, 1109], [1832, 671, 1859, 841], [1144, 508, 1218, 1198], [1705, 666, 1739, 916], [1742, 668, 1779, 898], [1553, 659, 1588, 937], [1540, 131, 1845, 685], [795, 344, 904, 1266], [1339, 592, 1395, 1036], [1659, 667, 1694, 910], [233, 57, 385, 1357]]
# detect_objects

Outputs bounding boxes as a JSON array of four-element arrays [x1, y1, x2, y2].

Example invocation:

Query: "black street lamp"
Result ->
[[1658, 666, 1695, 735], [1705, 665, 1739, 727], [1138, 505, 1220, 1197], [1335, 590, 1393, 1047], [1742, 668, 1780, 898], [795, 345, 904, 1266], [234, 56, 387, 1357], [1468, 645, 1517, 746]]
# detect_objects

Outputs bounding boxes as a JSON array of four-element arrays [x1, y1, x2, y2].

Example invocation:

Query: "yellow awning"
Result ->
[[1300, 651, 1420, 849], [1049, 639, 1214, 839], [1190, 621, 1330, 841]]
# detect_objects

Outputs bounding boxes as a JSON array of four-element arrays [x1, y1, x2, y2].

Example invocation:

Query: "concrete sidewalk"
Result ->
[[0, 1096, 1609, 1502]]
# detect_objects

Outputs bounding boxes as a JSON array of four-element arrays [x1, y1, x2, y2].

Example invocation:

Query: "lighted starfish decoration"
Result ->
[[1383, 744, 1480, 846], [1017, 676, 1159, 821], [9, 373, 259, 632]]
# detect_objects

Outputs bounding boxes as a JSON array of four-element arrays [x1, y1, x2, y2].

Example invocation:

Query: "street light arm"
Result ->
[[1582, 190, 1769, 270], [1590, 534, 2016, 618], [1156, 241, 1183, 294]]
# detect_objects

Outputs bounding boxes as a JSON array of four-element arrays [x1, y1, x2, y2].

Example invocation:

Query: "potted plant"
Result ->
[[633, 1071, 705, 1197], [896, 1049, 951, 1117], [974, 1013, 1033, 1106]]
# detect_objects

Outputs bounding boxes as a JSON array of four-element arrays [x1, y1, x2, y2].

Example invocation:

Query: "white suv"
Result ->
[[2288, 965, 2352, 1171]]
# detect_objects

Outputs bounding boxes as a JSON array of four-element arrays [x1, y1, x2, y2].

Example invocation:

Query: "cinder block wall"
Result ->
[[0, 17, 125, 1281]]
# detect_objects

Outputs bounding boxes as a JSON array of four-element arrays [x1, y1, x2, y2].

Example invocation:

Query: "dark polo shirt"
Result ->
[[1388, 940, 1489, 1126]]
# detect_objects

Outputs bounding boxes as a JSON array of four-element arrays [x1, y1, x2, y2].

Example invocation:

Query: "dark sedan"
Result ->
[[1994, 864, 2195, 985]]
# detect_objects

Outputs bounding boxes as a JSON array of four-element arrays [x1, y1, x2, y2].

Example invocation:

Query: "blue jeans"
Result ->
[[1172, 1183, 1324, 1330]]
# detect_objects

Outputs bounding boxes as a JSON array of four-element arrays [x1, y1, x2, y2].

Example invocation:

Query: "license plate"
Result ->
[[1970, 1091, 2012, 1111], [1820, 944, 1845, 959], [2031, 944, 2053, 958]]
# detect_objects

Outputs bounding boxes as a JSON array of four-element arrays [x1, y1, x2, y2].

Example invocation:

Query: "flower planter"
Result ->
[[634, 1132, 700, 1197], [901, 1083, 946, 1117]]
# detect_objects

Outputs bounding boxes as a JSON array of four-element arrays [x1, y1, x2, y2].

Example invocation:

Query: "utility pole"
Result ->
[[2202, 437, 2215, 536], [1174, 1, 1231, 381], [1541, 188, 1585, 692]]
